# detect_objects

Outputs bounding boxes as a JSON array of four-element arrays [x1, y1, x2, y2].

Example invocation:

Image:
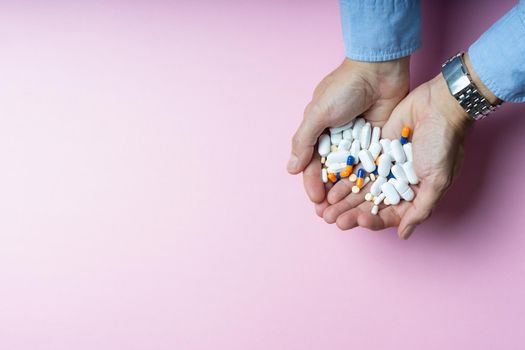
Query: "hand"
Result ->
[[287, 57, 410, 204], [323, 53, 498, 239]]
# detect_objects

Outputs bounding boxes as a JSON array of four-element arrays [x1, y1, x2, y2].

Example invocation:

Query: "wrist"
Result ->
[[462, 52, 500, 105], [429, 74, 472, 130], [345, 56, 410, 80]]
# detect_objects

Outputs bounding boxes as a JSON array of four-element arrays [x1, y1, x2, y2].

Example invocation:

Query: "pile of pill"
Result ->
[[318, 117, 419, 215]]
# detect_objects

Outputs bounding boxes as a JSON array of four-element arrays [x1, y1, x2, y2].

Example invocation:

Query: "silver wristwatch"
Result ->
[[441, 52, 498, 121]]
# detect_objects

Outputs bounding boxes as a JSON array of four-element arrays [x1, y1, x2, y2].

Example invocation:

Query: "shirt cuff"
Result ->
[[468, 2, 525, 103], [339, 0, 421, 62]]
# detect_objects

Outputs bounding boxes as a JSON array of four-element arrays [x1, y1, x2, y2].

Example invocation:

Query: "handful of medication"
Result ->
[[318, 118, 419, 216]]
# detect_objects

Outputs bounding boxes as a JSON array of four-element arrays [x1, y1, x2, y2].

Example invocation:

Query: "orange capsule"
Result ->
[[328, 173, 337, 183], [356, 168, 365, 188], [402, 127, 410, 138]]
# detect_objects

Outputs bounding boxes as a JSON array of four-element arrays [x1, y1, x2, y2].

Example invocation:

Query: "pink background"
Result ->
[[0, 0, 524, 348]]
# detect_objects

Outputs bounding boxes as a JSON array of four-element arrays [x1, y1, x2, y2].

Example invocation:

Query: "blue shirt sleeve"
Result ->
[[468, 1, 525, 103], [339, 0, 421, 62]]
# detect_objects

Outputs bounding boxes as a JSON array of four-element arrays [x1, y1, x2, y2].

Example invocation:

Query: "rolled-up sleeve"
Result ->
[[339, 0, 421, 62], [468, 1, 525, 103]]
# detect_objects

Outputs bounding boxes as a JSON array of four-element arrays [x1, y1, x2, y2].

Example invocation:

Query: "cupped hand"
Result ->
[[287, 57, 410, 203], [323, 72, 474, 239]]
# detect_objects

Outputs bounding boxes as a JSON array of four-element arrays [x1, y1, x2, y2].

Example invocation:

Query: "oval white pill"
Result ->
[[342, 129, 353, 141], [358, 149, 376, 172], [370, 176, 387, 196], [326, 150, 350, 165], [381, 181, 400, 205], [402, 161, 419, 185], [322, 168, 328, 183], [360, 122, 371, 150], [374, 193, 386, 205], [377, 153, 393, 178], [391, 164, 408, 182], [352, 118, 365, 139], [369, 142, 382, 160], [338, 139, 351, 151], [318, 134, 331, 157], [330, 121, 353, 134], [371, 126, 381, 145], [403, 142, 413, 162], [331, 132, 343, 146], [327, 163, 346, 174], [350, 140, 360, 164], [391, 178, 414, 201], [379, 139, 392, 156], [390, 139, 407, 163]]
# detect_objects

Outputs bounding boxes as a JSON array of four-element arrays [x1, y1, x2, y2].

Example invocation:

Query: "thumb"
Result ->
[[287, 109, 326, 174]]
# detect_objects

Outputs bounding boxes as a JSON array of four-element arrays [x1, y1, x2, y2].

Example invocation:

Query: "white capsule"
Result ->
[[371, 205, 379, 215], [360, 122, 371, 150], [391, 164, 408, 182], [381, 181, 400, 205], [330, 132, 343, 146], [350, 140, 360, 164], [370, 176, 387, 196], [327, 162, 347, 174], [379, 139, 392, 156], [377, 153, 393, 178], [391, 178, 414, 202], [371, 126, 381, 145], [374, 193, 386, 205], [369, 142, 382, 160], [329, 121, 353, 134], [337, 139, 352, 151], [322, 168, 328, 183], [352, 118, 366, 139], [358, 149, 376, 173], [403, 142, 413, 162], [326, 150, 350, 165], [390, 139, 407, 163], [342, 129, 353, 142], [402, 161, 419, 185], [318, 134, 331, 157]]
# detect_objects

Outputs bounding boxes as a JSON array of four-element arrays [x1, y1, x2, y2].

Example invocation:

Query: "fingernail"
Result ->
[[287, 155, 298, 172], [402, 225, 416, 240]]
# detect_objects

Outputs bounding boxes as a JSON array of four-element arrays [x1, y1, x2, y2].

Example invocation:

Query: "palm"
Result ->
[[302, 59, 410, 204], [320, 78, 468, 237]]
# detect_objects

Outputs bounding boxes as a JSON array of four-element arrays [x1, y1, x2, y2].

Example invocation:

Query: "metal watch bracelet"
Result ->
[[441, 52, 498, 121]]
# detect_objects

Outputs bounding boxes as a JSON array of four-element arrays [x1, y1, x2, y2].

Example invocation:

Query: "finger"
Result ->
[[324, 188, 367, 224], [287, 109, 326, 174], [327, 177, 353, 204], [335, 207, 361, 230], [397, 177, 448, 239], [302, 153, 325, 203], [315, 199, 330, 218]]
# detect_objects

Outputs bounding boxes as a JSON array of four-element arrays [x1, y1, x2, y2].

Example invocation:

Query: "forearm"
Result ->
[[467, 1, 525, 103]]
